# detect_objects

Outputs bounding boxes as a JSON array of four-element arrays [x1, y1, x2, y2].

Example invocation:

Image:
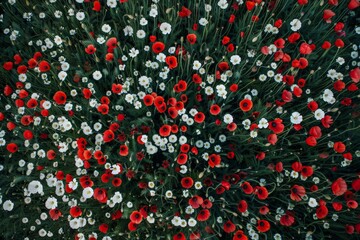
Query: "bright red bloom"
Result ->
[[177, 153, 188, 165], [69, 206, 82, 218], [233, 230, 248, 240], [280, 212, 295, 226], [332, 178, 347, 196], [255, 186, 269, 200], [94, 188, 107, 203], [85, 44, 96, 54], [119, 144, 129, 156], [240, 182, 253, 195], [257, 219, 270, 232], [194, 112, 205, 123], [6, 143, 18, 153], [208, 154, 221, 168], [49, 208, 62, 220], [165, 56, 178, 69], [223, 220, 236, 233], [93, 1, 101, 11], [53, 91, 67, 105], [323, 9, 335, 22], [333, 141, 346, 153], [290, 185, 306, 201], [97, 104, 109, 115], [268, 118, 284, 134], [349, 67, 360, 83], [130, 211, 143, 224], [159, 124, 171, 137], [237, 200, 248, 213], [239, 99, 253, 112], [152, 42, 165, 54], [316, 205, 328, 219], [189, 195, 203, 209], [173, 232, 186, 240], [348, 0, 360, 10], [321, 115, 333, 128], [197, 209, 210, 221], [181, 177, 194, 189], [99, 223, 108, 233], [39, 60, 50, 72], [178, 6, 192, 18], [267, 133, 278, 145], [186, 34, 197, 44]]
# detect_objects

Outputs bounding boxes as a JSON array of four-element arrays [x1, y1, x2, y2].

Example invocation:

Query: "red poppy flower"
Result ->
[[130, 210, 143, 224], [174, 152, 187, 164], [165, 56, 178, 69], [111, 210, 123, 220], [159, 124, 171, 137], [309, 126, 322, 139], [255, 186, 269, 200], [323, 9, 335, 22], [178, 6, 192, 18], [49, 208, 62, 220], [106, 37, 118, 49], [99, 223, 108, 233], [85, 44, 96, 54], [152, 41, 165, 54], [112, 177, 122, 187], [6, 143, 18, 153], [333, 141, 346, 153], [3, 61, 13, 71], [53, 91, 67, 105], [233, 230, 248, 240], [192, 73, 202, 84], [280, 212, 295, 226], [259, 206, 269, 215], [208, 154, 221, 168], [23, 130, 34, 140], [349, 67, 360, 83], [268, 118, 284, 134], [246, 1, 256, 11], [321, 115, 333, 128], [39, 60, 50, 72], [257, 219, 270, 232], [290, 185, 306, 201], [173, 232, 186, 240], [93, 1, 101, 11], [186, 34, 197, 44], [348, 0, 360, 10], [189, 195, 203, 209], [94, 188, 107, 203], [267, 133, 278, 145], [218, 61, 229, 71], [241, 182, 254, 194], [97, 104, 109, 115], [128, 222, 138, 231], [190, 232, 201, 240], [181, 177, 194, 189], [301, 166, 314, 177], [332, 178, 347, 196], [237, 200, 248, 213], [69, 206, 82, 218], [223, 220, 236, 233], [239, 99, 253, 112], [197, 209, 210, 221], [316, 205, 328, 219], [194, 112, 205, 123], [201, 199, 213, 209], [119, 145, 129, 156]]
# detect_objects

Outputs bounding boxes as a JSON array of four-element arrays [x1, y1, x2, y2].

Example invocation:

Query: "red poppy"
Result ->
[[92, 0, 101, 11], [178, 6, 192, 18], [94, 188, 107, 203], [280, 212, 295, 226], [348, 0, 360, 10], [218, 61, 229, 71], [321, 115, 333, 128], [189, 195, 203, 209], [268, 118, 284, 134], [159, 124, 171, 137], [128, 222, 138, 231], [290, 185, 306, 201], [191, 111, 204, 123], [349, 67, 360, 83], [197, 209, 210, 221], [39, 60, 50, 72], [255, 186, 269, 200], [267, 133, 278, 145], [190, 232, 201, 240], [23, 130, 34, 140], [309, 126, 322, 139], [316, 205, 328, 219], [177, 153, 188, 165], [323, 9, 335, 22], [208, 154, 221, 168], [237, 200, 248, 213], [301, 166, 314, 177], [69, 206, 82, 218], [259, 206, 269, 215], [53, 91, 67, 105], [223, 220, 236, 233], [3, 61, 13, 71], [85, 44, 96, 54], [239, 99, 253, 112], [233, 230, 248, 240], [187, 34, 197, 44], [97, 104, 109, 115], [49, 208, 62, 220], [99, 223, 108, 233], [331, 178, 347, 196], [257, 219, 270, 232], [6, 143, 18, 153], [241, 182, 253, 194], [152, 41, 165, 54], [119, 145, 129, 156], [165, 56, 178, 69], [173, 232, 186, 240], [130, 211, 143, 224], [282, 90, 293, 102], [143, 94, 154, 106], [181, 177, 194, 189], [333, 141, 346, 153]]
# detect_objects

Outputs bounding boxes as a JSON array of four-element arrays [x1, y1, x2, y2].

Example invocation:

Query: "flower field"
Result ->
[[0, 0, 359, 239]]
